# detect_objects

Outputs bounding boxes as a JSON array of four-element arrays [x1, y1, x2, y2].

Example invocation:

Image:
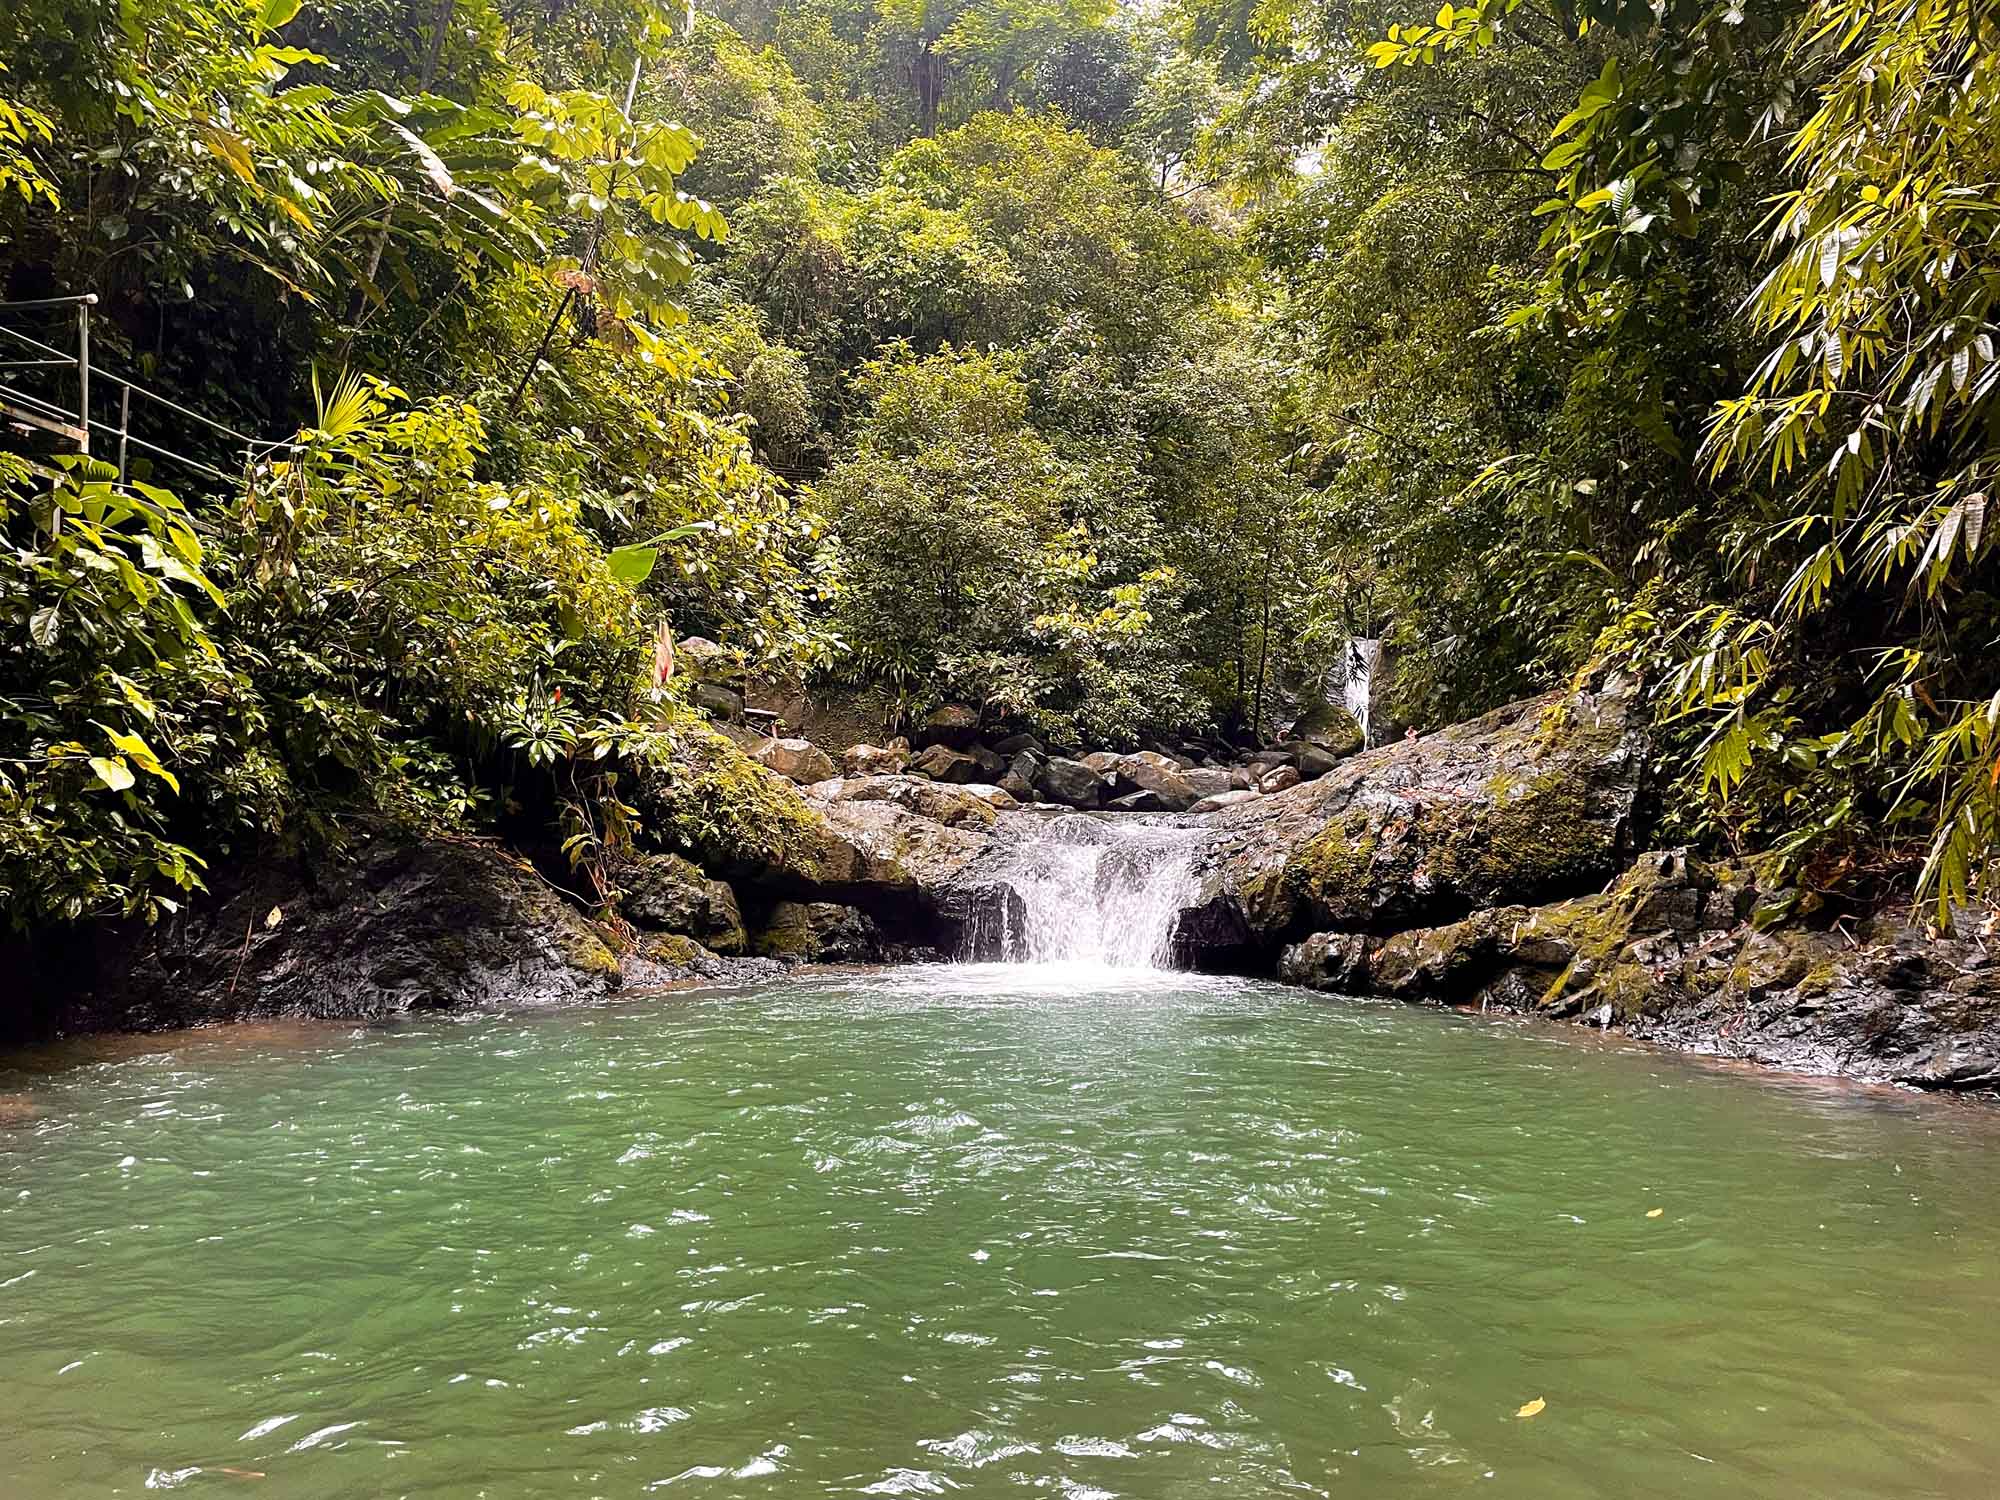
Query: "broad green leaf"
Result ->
[[608, 545, 658, 583], [89, 757, 136, 793]]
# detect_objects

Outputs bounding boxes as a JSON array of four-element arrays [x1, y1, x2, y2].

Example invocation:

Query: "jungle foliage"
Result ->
[[3, 0, 1996, 928]]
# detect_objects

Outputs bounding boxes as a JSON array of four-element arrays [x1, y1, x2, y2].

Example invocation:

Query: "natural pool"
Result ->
[[1, 965, 1996, 1497]]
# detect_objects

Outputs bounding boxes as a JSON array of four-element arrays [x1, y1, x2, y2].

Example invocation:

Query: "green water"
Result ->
[[2, 967, 1997, 1498]]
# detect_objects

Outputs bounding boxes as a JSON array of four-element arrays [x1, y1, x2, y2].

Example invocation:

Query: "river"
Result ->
[[2, 963, 1996, 1496]]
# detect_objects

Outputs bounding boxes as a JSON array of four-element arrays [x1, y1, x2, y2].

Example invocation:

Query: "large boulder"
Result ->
[[807, 774, 1001, 831], [633, 721, 914, 903], [1190, 789, 1260, 814], [691, 681, 745, 722], [1181, 669, 1647, 962], [1106, 755, 1199, 812], [754, 901, 890, 963], [915, 704, 982, 750], [619, 853, 747, 954], [676, 636, 743, 686], [1287, 701, 1365, 758], [908, 744, 983, 784], [1037, 756, 1108, 810], [1183, 766, 1237, 800], [998, 750, 1043, 803], [1294, 742, 1345, 779], [1258, 765, 1301, 795], [34, 838, 624, 1037], [812, 797, 996, 892], [753, 735, 837, 786], [843, 741, 910, 777]]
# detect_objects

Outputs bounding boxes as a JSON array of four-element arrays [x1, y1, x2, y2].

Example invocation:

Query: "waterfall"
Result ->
[[973, 814, 1201, 970], [1343, 637, 1380, 749]]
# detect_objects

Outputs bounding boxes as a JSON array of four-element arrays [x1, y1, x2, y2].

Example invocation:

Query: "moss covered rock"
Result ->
[[29, 837, 625, 1038], [619, 853, 747, 954], [1184, 669, 1647, 958], [754, 901, 891, 962]]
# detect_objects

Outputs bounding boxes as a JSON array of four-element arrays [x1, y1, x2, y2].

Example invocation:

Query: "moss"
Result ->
[[642, 721, 844, 880], [1796, 960, 1839, 998], [1286, 808, 1381, 925], [550, 923, 621, 976], [638, 932, 711, 968], [1456, 767, 1605, 895]]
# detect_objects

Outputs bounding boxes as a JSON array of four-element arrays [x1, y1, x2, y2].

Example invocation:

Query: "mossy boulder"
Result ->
[[28, 836, 625, 1038], [634, 720, 915, 900], [1183, 669, 1647, 959], [754, 901, 890, 962], [619, 853, 747, 954]]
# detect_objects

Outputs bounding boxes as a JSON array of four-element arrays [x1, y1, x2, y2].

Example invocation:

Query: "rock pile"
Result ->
[[806, 702, 1369, 814]]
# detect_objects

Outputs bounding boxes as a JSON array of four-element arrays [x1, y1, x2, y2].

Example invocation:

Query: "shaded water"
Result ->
[[2, 968, 1998, 1497]]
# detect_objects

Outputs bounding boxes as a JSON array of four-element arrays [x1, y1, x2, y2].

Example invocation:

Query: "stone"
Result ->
[[1081, 751, 1122, 773], [1288, 701, 1365, 757], [823, 775, 1000, 829], [934, 883, 1028, 962], [908, 744, 983, 784], [753, 736, 837, 786], [620, 853, 747, 954], [1110, 756, 1198, 812], [997, 769, 1037, 802], [1037, 757, 1107, 809], [1258, 765, 1301, 795], [45, 837, 624, 1035], [1175, 669, 1649, 962], [691, 681, 745, 722], [915, 704, 981, 750], [962, 783, 1020, 810], [1189, 789, 1260, 814], [1130, 750, 1186, 773], [813, 798, 992, 890], [676, 636, 742, 685], [844, 742, 910, 777], [1294, 742, 1342, 779], [754, 901, 888, 963], [1183, 767, 1236, 800], [1110, 789, 1172, 812], [969, 744, 1007, 779], [993, 732, 1046, 757]]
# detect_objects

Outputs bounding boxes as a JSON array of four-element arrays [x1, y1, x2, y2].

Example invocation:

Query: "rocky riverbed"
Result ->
[[12, 671, 1997, 1095]]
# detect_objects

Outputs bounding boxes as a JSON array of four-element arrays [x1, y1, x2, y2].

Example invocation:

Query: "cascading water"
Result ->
[[976, 813, 1202, 970], [1343, 637, 1380, 749]]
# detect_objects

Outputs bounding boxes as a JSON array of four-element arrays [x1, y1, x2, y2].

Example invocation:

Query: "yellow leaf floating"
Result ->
[[1647, 1207, 1664, 1219], [1516, 1397, 1546, 1419]]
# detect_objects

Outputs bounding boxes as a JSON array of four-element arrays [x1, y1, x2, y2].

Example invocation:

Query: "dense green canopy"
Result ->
[[2, 0, 1995, 929]]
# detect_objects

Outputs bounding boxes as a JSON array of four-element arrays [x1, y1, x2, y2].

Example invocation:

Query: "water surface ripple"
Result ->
[[2, 966, 1997, 1497]]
